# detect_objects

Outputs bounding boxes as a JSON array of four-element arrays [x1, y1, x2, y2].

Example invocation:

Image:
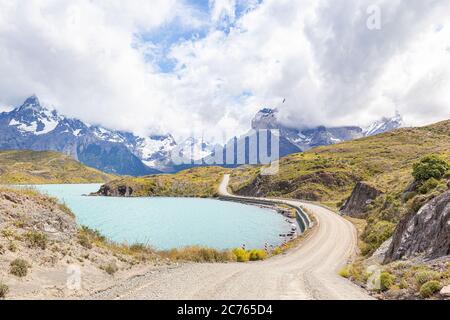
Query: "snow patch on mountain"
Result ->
[[9, 118, 38, 133], [363, 111, 404, 136], [176, 137, 215, 161]]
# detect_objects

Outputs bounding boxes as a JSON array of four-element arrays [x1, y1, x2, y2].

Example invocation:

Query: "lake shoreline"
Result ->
[[19, 184, 295, 251]]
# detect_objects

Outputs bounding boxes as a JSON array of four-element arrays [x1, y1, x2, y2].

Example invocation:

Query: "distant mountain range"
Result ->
[[246, 108, 404, 153], [0, 96, 404, 175]]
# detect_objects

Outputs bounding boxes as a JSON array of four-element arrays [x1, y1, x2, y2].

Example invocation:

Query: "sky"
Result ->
[[0, 0, 449, 142]]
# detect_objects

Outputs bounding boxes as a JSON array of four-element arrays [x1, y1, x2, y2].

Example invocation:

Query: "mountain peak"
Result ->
[[18, 95, 43, 112], [252, 107, 279, 130], [259, 108, 277, 115], [363, 112, 404, 136]]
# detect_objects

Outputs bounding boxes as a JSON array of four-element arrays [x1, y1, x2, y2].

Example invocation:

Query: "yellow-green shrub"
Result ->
[[339, 266, 351, 278], [249, 249, 267, 261], [420, 280, 442, 298], [232, 248, 250, 262], [10, 259, 30, 277], [272, 247, 282, 255], [415, 270, 440, 286], [361, 220, 396, 256], [101, 262, 118, 275], [380, 272, 396, 291], [25, 231, 48, 250], [161, 246, 236, 263]]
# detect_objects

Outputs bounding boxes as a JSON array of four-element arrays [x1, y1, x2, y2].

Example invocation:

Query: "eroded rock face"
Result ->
[[0, 190, 77, 241], [340, 182, 382, 218], [93, 184, 134, 197], [384, 190, 450, 263]]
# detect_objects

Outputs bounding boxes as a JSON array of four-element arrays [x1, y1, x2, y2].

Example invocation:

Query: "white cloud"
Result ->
[[210, 0, 236, 26], [0, 0, 449, 142]]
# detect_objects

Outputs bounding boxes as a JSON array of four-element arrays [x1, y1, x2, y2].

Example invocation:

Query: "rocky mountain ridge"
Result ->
[[0, 96, 404, 175]]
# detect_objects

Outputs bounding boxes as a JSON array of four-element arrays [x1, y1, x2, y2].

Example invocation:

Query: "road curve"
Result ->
[[91, 175, 372, 300]]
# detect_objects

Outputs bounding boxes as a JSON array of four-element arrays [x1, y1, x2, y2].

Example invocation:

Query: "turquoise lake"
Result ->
[[31, 184, 291, 250]]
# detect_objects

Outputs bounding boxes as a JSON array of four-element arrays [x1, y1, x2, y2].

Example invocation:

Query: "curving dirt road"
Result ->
[[91, 175, 372, 300]]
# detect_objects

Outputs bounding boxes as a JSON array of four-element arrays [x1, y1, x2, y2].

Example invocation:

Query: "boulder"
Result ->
[[340, 182, 382, 218], [440, 285, 450, 297], [366, 238, 393, 265], [384, 190, 450, 263]]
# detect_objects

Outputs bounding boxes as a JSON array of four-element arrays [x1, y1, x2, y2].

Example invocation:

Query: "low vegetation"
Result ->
[[0, 150, 113, 184], [101, 262, 119, 276], [161, 246, 237, 263], [0, 283, 8, 299], [232, 248, 250, 262], [25, 231, 48, 250], [249, 249, 268, 261], [96, 166, 230, 198], [9, 259, 30, 277], [341, 259, 450, 299], [380, 272, 395, 291], [412, 155, 449, 182], [76, 226, 156, 262], [420, 281, 443, 298]]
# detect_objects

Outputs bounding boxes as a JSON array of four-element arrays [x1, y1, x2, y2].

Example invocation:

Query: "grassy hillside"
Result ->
[[229, 120, 450, 260], [229, 120, 450, 207], [97, 120, 449, 202], [95, 166, 230, 197], [0, 150, 114, 184]]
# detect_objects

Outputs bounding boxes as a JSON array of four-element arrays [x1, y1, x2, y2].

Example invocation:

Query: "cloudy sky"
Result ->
[[0, 0, 449, 142]]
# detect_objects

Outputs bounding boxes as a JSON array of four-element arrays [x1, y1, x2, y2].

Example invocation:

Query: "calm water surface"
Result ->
[[31, 184, 291, 250]]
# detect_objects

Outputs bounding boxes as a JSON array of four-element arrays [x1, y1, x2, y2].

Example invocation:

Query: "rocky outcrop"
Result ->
[[92, 184, 134, 197], [236, 171, 358, 201], [384, 190, 450, 263], [340, 182, 382, 218], [0, 188, 77, 241]]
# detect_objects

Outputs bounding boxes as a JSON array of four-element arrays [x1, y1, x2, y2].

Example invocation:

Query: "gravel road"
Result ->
[[90, 175, 372, 300]]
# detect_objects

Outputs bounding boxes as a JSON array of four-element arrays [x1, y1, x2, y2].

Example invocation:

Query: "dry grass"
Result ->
[[0, 150, 114, 184], [98, 166, 231, 197], [160, 246, 237, 263]]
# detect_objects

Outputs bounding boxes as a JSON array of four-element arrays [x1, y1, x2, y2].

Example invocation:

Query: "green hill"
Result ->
[[0, 150, 114, 184]]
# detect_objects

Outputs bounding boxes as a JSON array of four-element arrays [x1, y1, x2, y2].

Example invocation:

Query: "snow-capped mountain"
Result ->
[[363, 111, 404, 136], [0, 96, 166, 175], [246, 108, 404, 153], [127, 134, 177, 170], [8, 96, 62, 136], [0, 96, 405, 175], [174, 137, 215, 162], [250, 108, 363, 152]]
